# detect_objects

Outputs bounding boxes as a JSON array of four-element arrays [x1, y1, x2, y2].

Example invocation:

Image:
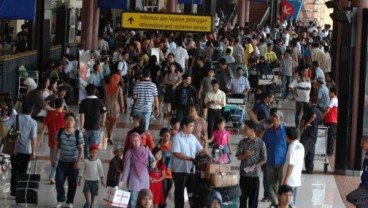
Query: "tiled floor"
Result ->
[[0, 99, 358, 207]]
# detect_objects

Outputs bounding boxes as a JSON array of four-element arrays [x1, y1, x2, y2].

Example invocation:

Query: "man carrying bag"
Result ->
[[0, 103, 37, 197]]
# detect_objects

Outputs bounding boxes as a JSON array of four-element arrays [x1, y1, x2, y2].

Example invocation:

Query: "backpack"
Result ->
[[112, 60, 123, 75], [56, 128, 81, 148]]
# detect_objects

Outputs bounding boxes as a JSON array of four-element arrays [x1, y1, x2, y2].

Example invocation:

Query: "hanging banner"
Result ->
[[99, 0, 128, 10], [0, 0, 35, 20], [281, 0, 304, 21], [178, 0, 202, 4]]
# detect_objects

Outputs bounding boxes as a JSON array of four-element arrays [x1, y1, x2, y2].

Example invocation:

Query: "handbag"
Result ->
[[2, 115, 19, 155]]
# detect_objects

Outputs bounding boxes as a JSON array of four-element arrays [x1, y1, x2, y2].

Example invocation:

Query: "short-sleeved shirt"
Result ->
[[236, 137, 267, 177], [283, 140, 304, 187], [79, 96, 107, 130], [171, 131, 203, 173], [252, 101, 270, 121], [302, 106, 321, 139], [227, 76, 250, 94], [263, 123, 288, 165], [117, 60, 128, 76], [200, 77, 215, 97], [133, 80, 158, 112], [212, 129, 231, 146], [89, 72, 103, 87], [289, 76, 311, 103], [44, 111, 65, 148], [317, 84, 330, 109], [7, 114, 37, 154], [325, 96, 338, 124], [56, 129, 84, 162]]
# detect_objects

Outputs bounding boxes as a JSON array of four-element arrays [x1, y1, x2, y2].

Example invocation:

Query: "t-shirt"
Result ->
[[252, 101, 270, 121], [325, 96, 338, 124], [79, 96, 107, 130], [283, 140, 305, 187], [80, 158, 104, 181], [56, 129, 84, 162], [133, 80, 158, 112], [289, 77, 311, 103], [302, 106, 321, 139], [212, 129, 231, 146], [44, 111, 65, 148]]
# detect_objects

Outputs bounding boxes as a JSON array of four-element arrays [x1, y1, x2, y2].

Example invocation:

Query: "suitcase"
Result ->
[[228, 107, 245, 128], [221, 197, 239, 208], [16, 159, 40, 205]]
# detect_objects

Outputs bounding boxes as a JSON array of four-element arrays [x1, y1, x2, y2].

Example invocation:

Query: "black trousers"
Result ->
[[295, 101, 308, 128], [300, 135, 317, 171], [10, 153, 31, 194], [207, 108, 222, 138], [326, 123, 337, 155], [239, 176, 260, 208], [172, 172, 194, 208]]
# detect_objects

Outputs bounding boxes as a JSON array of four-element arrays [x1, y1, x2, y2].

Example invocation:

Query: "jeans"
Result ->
[[134, 110, 152, 131], [176, 107, 189, 123], [281, 75, 292, 99], [261, 164, 270, 199], [49, 149, 60, 180], [347, 186, 368, 207], [239, 176, 260, 208], [172, 172, 194, 208], [129, 191, 139, 208], [326, 123, 337, 155], [266, 165, 284, 205], [10, 153, 31, 194], [84, 130, 100, 158], [55, 161, 79, 204], [295, 101, 308, 128], [290, 186, 298, 207]]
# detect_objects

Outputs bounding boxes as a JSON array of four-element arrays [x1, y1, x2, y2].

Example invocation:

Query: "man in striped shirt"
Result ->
[[133, 69, 160, 130], [236, 120, 267, 208], [289, 65, 311, 128]]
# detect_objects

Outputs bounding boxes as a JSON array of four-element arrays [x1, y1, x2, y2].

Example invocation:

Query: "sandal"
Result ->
[[107, 139, 114, 145]]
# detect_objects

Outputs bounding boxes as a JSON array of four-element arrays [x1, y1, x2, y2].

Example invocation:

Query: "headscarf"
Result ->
[[129, 115, 146, 135], [207, 191, 222, 207], [106, 74, 121, 95], [129, 132, 148, 178]]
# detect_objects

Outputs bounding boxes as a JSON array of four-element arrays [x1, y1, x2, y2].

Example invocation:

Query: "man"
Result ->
[[133, 69, 160, 130], [263, 108, 288, 206], [174, 74, 197, 122], [167, 53, 184, 73], [0, 103, 37, 197], [117, 51, 130, 110], [232, 38, 244, 63], [45, 86, 69, 110], [191, 56, 209, 91], [315, 76, 330, 111], [172, 40, 189, 73], [289, 65, 311, 128], [283, 127, 305, 207], [218, 58, 233, 93], [322, 87, 338, 155], [52, 113, 84, 208], [204, 79, 226, 138], [79, 84, 107, 157], [171, 116, 208, 208], [236, 120, 267, 208], [300, 97, 322, 174], [223, 48, 235, 64], [310, 42, 324, 66], [312, 61, 325, 81], [227, 67, 251, 98], [16, 24, 28, 53]]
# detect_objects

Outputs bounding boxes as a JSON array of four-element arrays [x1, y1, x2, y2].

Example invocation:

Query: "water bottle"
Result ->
[[214, 149, 220, 161]]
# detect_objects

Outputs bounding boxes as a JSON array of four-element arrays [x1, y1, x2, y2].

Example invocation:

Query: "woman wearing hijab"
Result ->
[[105, 74, 124, 145], [119, 133, 155, 208], [123, 114, 155, 156]]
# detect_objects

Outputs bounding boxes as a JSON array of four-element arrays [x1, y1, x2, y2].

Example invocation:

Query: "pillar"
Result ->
[[91, 0, 100, 51], [237, 0, 246, 27], [167, 0, 177, 12], [35, 0, 52, 71], [81, 0, 93, 50]]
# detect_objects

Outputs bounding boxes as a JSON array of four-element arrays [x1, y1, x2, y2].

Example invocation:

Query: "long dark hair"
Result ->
[[1, 98, 14, 117], [130, 115, 146, 135]]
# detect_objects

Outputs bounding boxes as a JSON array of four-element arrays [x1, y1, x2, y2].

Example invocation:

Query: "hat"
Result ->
[[89, 144, 99, 151], [271, 108, 283, 118], [113, 144, 123, 153], [317, 76, 325, 84]]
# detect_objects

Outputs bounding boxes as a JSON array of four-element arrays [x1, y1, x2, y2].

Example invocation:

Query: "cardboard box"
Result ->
[[210, 172, 239, 188], [206, 163, 231, 179], [103, 187, 131, 207]]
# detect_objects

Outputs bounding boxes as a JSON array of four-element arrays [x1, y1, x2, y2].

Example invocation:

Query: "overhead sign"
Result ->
[[280, 0, 304, 21], [178, 0, 202, 4], [121, 12, 212, 33], [0, 0, 36, 20]]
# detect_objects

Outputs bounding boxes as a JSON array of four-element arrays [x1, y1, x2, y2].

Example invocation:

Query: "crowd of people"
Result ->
[[0, 15, 341, 208]]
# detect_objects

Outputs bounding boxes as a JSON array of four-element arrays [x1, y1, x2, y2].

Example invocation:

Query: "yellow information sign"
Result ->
[[121, 12, 212, 33]]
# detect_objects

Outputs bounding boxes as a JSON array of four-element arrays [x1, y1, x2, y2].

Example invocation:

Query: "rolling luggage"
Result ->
[[16, 159, 40, 205]]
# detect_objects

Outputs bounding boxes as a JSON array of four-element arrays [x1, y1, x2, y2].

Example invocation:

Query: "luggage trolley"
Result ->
[[222, 96, 247, 134], [315, 126, 329, 173]]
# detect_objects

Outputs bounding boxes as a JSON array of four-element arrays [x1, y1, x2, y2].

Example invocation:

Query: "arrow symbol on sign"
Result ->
[[283, 5, 292, 16], [128, 17, 134, 24]]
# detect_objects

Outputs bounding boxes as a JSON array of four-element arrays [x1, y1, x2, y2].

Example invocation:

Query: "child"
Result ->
[[169, 117, 180, 136], [208, 117, 232, 163], [137, 189, 154, 208], [346, 136, 368, 207], [279, 50, 293, 100], [78, 144, 105, 208], [149, 147, 166, 208], [106, 144, 124, 187], [207, 191, 222, 208], [271, 185, 293, 208]]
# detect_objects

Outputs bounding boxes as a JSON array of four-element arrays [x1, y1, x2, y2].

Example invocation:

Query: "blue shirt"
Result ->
[[252, 101, 270, 121], [171, 131, 203, 173], [89, 72, 103, 87], [263, 123, 288, 165], [56, 129, 84, 162], [318, 84, 330, 109], [6, 114, 37, 154]]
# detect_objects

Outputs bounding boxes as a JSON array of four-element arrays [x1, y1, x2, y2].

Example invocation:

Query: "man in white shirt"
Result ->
[[283, 127, 305, 207], [172, 41, 189, 73], [205, 79, 226, 138]]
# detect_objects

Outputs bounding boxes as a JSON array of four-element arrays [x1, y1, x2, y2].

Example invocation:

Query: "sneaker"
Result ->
[[55, 202, 62, 208], [66, 203, 74, 208], [83, 203, 89, 208]]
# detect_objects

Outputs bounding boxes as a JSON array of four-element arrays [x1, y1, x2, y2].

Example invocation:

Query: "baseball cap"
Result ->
[[113, 144, 123, 153], [89, 144, 99, 151], [270, 108, 283, 118]]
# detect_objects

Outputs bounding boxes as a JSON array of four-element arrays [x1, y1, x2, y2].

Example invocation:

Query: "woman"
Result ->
[[0, 98, 17, 124], [119, 133, 155, 208], [164, 63, 182, 115], [105, 74, 124, 145], [189, 104, 208, 149], [123, 115, 155, 156]]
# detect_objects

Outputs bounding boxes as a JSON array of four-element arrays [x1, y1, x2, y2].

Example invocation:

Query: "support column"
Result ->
[[237, 0, 246, 27], [36, 0, 52, 72], [167, 0, 176, 12], [91, 0, 100, 51], [81, 0, 93, 50], [244, 0, 250, 23]]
